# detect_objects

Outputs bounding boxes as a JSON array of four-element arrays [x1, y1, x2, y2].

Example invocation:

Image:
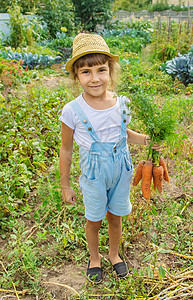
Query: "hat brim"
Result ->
[[65, 50, 119, 73]]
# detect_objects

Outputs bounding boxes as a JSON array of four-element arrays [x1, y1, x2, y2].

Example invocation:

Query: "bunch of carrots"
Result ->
[[129, 91, 176, 200], [133, 156, 170, 200]]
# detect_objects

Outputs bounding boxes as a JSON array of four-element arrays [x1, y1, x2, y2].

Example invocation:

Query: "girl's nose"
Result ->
[[91, 72, 99, 82]]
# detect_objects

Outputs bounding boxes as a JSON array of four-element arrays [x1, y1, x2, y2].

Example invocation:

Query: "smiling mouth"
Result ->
[[90, 85, 101, 89]]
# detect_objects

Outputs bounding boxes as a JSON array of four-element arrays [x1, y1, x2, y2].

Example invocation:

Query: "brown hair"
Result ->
[[68, 53, 121, 93]]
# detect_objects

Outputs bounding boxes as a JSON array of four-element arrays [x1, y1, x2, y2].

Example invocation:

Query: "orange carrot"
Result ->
[[142, 160, 153, 199], [152, 171, 157, 190], [153, 165, 164, 193], [159, 156, 170, 183], [133, 160, 145, 186]]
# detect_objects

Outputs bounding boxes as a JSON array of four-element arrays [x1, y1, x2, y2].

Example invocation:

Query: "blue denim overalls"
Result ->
[[70, 96, 133, 222]]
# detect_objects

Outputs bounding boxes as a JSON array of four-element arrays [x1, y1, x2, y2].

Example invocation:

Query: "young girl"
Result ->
[[59, 33, 158, 283]]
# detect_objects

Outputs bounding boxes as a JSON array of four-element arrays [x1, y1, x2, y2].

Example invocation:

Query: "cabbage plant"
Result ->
[[163, 46, 193, 86], [0, 50, 61, 69]]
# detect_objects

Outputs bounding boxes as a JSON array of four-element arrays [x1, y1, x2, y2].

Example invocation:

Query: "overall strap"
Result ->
[[119, 95, 128, 138], [70, 100, 100, 142]]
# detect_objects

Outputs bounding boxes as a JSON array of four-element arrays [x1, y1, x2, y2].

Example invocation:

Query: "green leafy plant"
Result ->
[[143, 244, 167, 279], [7, 3, 30, 48], [154, 43, 178, 62], [105, 35, 149, 54], [0, 86, 69, 219], [101, 23, 151, 42], [130, 90, 177, 163], [162, 46, 193, 86]]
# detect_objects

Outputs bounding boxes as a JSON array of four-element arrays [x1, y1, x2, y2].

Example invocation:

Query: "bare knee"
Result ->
[[86, 219, 102, 232], [106, 211, 122, 227]]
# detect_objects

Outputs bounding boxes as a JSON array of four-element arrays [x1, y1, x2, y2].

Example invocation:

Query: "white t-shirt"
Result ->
[[59, 94, 131, 150]]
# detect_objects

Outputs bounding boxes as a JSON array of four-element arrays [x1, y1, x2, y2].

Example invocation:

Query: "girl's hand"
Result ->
[[144, 135, 161, 152], [61, 187, 76, 205]]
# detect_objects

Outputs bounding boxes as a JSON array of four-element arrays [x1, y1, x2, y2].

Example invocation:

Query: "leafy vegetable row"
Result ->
[[0, 50, 61, 69]]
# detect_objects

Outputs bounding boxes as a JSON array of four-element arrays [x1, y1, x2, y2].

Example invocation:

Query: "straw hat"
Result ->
[[65, 33, 119, 72]]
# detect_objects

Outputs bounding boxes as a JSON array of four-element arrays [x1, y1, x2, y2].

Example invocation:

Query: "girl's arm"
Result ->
[[126, 128, 148, 145], [126, 128, 161, 150], [59, 122, 76, 204]]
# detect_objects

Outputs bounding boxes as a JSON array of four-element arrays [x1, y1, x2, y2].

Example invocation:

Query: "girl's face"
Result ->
[[77, 62, 110, 99]]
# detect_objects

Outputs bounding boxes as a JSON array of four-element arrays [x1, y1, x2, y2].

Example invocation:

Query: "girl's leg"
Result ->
[[106, 210, 123, 265], [86, 219, 102, 268]]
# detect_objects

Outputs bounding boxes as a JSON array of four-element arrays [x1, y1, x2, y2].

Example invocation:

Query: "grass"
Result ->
[[0, 34, 193, 299]]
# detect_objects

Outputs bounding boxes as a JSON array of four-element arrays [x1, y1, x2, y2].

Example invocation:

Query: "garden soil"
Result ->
[[18, 166, 192, 300]]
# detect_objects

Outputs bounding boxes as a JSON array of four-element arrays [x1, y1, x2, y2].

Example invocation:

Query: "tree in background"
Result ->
[[149, 0, 170, 12], [0, 0, 40, 13], [38, 0, 74, 38], [71, 0, 114, 32], [114, 0, 152, 11], [0, 0, 74, 39]]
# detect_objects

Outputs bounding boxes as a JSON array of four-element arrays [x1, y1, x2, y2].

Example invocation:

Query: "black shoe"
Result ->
[[112, 260, 128, 278], [86, 260, 102, 284]]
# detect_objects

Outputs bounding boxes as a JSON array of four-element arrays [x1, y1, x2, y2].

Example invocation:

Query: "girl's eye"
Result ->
[[99, 69, 105, 72], [82, 70, 89, 74]]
